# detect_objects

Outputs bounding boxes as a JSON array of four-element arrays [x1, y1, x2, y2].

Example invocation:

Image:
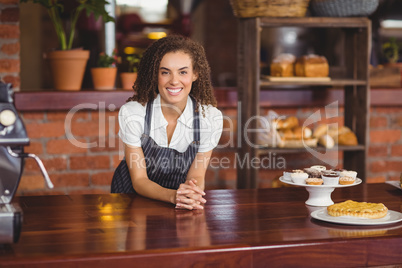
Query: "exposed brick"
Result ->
[[2, 74, 19, 87], [25, 141, 43, 155], [218, 167, 236, 181], [366, 176, 386, 183], [21, 112, 45, 121], [18, 174, 45, 191], [0, 8, 19, 22], [0, 25, 19, 38], [92, 171, 114, 186], [25, 122, 66, 138], [70, 155, 110, 170], [391, 144, 402, 157], [370, 116, 388, 128], [113, 154, 123, 168], [51, 172, 90, 187], [370, 129, 401, 144], [46, 138, 87, 154], [374, 107, 402, 114], [47, 111, 89, 121], [0, 59, 19, 72], [25, 157, 67, 172], [368, 145, 388, 157], [89, 136, 120, 152], [391, 115, 402, 128], [370, 160, 402, 173], [70, 121, 106, 137]]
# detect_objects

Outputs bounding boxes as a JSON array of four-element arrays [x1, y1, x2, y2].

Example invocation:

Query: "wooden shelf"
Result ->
[[236, 17, 370, 188], [260, 78, 367, 87]]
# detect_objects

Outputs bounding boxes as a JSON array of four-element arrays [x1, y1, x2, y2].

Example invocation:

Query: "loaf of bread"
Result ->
[[270, 53, 296, 77], [295, 55, 329, 77]]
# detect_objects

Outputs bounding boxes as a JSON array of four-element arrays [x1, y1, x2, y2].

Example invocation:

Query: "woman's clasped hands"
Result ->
[[175, 179, 206, 210]]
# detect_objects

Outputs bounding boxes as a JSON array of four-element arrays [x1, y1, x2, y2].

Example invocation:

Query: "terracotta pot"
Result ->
[[91, 67, 117, 90], [45, 50, 90, 91], [120, 72, 137, 90]]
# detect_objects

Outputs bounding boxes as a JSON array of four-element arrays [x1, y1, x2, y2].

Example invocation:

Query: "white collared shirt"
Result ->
[[118, 94, 223, 153]]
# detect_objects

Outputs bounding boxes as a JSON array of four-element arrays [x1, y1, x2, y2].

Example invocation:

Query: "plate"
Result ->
[[386, 181, 401, 190], [279, 176, 362, 188], [311, 208, 402, 226]]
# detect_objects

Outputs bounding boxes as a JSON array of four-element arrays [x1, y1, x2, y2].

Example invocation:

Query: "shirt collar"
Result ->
[[151, 95, 194, 130]]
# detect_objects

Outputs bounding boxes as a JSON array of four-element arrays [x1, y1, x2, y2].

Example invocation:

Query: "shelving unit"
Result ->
[[236, 17, 371, 189]]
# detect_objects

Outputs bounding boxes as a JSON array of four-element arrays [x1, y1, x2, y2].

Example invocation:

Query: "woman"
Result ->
[[111, 35, 223, 210]]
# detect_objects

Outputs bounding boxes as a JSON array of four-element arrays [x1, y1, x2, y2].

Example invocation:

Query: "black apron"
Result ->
[[111, 97, 200, 193]]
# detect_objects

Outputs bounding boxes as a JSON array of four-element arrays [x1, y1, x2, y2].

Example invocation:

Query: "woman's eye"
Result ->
[[161, 71, 169, 75], [180, 71, 187, 75]]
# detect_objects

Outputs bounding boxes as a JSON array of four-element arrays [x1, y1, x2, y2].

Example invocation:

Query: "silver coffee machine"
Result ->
[[0, 82, 53, 244]]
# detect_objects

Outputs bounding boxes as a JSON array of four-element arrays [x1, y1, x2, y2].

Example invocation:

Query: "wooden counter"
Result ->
[[1, 183, 401, 267]]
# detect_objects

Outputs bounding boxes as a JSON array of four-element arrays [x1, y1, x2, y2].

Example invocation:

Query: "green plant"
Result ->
[[126, 54, 142, 73], [382, 37, 400, 64], [97, 49, 119, 67], [20, 0, 115, 50]]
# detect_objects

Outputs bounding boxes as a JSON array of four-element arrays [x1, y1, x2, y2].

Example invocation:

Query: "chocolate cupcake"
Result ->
[[304, 168, 322, 178]]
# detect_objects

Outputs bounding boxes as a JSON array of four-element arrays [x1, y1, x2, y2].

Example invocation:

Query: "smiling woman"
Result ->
[[111, 35, 223, 211]]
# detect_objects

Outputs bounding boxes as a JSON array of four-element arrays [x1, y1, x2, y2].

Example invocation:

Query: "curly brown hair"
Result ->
[[127, 35, 217, 116]]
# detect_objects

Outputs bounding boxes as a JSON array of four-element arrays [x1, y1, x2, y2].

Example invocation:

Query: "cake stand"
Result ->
[[279, 176, 362, 206]]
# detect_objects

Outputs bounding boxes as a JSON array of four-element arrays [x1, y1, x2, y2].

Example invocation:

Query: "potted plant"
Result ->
[[20, 0, 115, 91], [120, 54, 141, 90], [91, 49, 118, 90], [382, 37, 400, 64]]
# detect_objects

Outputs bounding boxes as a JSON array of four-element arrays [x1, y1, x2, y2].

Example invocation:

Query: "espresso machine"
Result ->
[[0, 82, 53, 244]]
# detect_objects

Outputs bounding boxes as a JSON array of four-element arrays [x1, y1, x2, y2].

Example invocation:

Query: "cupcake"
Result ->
[[340, 170, 357, 179], [331, 168, 346, 176], [283, 170, 293, 181], [304, 168, 322, 178], [321, 171, 340, 185], [290, 172, 308, 184], [339, 176, 355, 185], [310, 165, 326, 172], [306, 178, 323, 185]]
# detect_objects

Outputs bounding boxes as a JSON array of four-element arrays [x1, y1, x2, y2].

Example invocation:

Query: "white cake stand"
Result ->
[[279, 176, 362, 207]]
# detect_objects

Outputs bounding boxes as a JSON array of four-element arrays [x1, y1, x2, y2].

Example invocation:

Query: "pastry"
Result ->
[[310, 165, 326, 172], [321, 171, 339, 185], [339, 170, 357, 179], [295, 55, 329, 77], [291, 172, 308, 184], [327, 200, 388, 219], [338, 131, 358, 146], [313, 124, 328, 138], [275, 116, 299, 130], [306, 178, 323, 185], [304, 168, 321, 178], [339, 176, 355, 185], [270, 53, 295, 77], [318, 134, 335, 149]]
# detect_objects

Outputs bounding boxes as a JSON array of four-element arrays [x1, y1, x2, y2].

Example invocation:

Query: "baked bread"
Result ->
[[275, 116, 299, 130], [295, 55, 329, 77], [338, 131, 358, 146], [327, 200, 388, 219], [270, 53, 295, 77]]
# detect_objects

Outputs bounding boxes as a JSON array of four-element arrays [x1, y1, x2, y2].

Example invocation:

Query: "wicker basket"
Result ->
[[230, 0, 310, 18], [310, 0, 379, 17]]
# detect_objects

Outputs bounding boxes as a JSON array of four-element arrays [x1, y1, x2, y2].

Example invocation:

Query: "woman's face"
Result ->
[[158, 51, 197, 109]]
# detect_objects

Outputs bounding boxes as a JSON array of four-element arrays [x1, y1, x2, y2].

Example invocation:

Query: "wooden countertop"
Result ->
[[1, 183, 401, 267]]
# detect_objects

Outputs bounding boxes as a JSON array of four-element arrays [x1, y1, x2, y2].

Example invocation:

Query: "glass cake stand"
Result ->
[[279, 176, 362, 207]]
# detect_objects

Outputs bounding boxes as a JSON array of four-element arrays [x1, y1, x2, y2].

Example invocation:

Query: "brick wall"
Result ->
[[0, 0, 20, 90], [17, 105, 402, 196]]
